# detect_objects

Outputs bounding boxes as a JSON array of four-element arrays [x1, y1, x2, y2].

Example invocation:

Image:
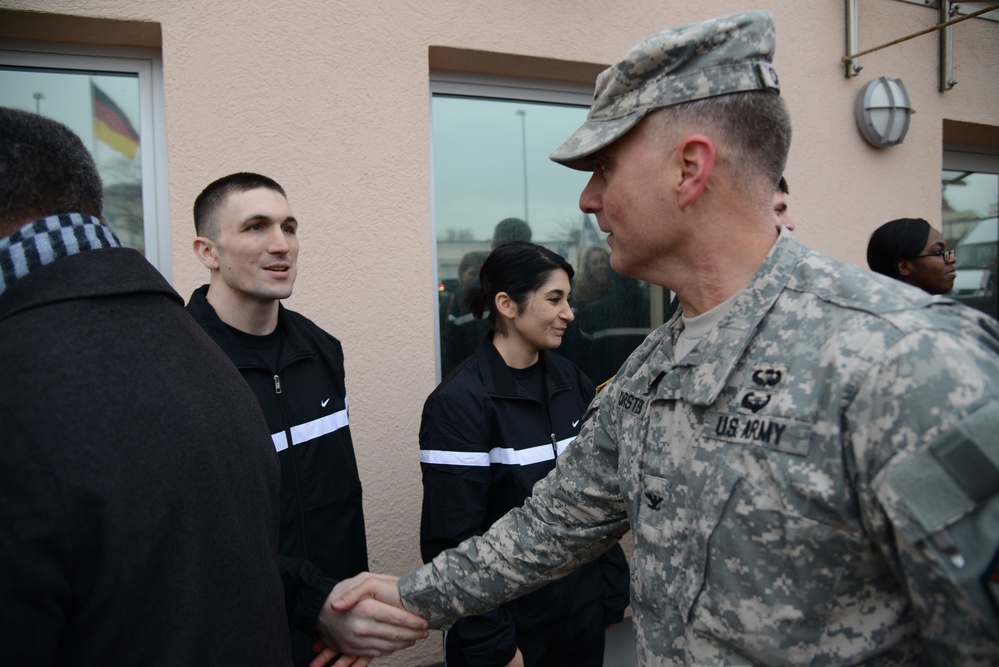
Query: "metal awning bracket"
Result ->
[[940, 0, 957, 90], [843, 1, 999, 89], [845, 0, 863, 77]]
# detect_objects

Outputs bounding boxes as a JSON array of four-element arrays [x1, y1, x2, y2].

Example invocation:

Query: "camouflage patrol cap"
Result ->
[[550, 11, 780, 171]]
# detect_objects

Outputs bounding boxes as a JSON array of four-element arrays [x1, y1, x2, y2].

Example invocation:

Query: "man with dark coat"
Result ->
[[0, 107, 292, 665]]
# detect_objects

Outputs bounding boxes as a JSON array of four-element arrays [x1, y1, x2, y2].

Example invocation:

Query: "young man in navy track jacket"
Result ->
[[187, 172, 427, 666]]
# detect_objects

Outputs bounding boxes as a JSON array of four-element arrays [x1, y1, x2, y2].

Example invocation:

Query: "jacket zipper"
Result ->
[[274, 366, 309, 561]]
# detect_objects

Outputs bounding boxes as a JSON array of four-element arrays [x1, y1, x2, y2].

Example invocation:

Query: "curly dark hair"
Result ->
[[0, 107, 103, 235]]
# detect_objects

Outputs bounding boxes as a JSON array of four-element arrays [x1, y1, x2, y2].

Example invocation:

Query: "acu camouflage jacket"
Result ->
[[401, 232, 999, 666]]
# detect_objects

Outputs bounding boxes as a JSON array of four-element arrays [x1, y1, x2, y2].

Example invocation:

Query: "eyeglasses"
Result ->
[[909, 249, 956, 261]]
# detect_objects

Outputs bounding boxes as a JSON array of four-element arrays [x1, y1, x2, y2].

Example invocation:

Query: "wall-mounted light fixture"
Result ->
[[855, 76, 914, 148]]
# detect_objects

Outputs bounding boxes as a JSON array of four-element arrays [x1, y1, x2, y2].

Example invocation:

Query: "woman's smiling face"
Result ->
[[505, 269, 575, 354]]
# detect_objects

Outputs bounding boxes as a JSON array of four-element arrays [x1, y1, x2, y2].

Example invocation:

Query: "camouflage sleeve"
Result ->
[[399, 391, 631, 628], [847, 322, 999, 663]]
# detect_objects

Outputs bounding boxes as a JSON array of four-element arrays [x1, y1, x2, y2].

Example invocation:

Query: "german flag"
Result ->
[[91, 81, 140, 160]]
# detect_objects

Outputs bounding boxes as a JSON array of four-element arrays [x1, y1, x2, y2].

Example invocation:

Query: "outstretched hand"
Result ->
[[331, 572, 405, 613], [309, 573, 428, 667]]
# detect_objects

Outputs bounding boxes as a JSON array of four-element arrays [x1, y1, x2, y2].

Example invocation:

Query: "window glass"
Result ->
[[0, 44, 170, 277], [942, 157, 999, 319], [432, 90, 662, 384], [1, 68, 144, 251]]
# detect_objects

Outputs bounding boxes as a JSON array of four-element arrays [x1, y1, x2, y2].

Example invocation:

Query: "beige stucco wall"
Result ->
[[3, 1, 997, 665]]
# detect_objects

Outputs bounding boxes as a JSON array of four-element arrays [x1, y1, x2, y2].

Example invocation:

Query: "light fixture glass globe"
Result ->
[[856, 76, 914, 148]]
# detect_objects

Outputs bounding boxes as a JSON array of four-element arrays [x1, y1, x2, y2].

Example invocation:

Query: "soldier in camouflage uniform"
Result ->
[[332, 11, 999, 665]]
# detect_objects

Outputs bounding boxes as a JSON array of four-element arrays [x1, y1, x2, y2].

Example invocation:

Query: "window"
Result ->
[[943, 148, 999, 319], [431, 74, 665, 384], [0, 41, 171, 278]]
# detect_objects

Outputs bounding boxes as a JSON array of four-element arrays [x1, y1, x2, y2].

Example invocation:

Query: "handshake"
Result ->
[[310, 572, 426, 667], [312, 572, 528, 667]]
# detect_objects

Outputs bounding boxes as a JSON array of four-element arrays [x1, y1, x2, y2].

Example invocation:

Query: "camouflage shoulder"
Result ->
[[594, 322, 671, 397]]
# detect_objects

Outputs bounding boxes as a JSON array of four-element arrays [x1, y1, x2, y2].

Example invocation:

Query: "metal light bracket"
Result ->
[[843, 0, 999, 91]]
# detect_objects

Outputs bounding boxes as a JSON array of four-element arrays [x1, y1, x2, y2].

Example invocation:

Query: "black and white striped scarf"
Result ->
[[0, 213, 123, 297]]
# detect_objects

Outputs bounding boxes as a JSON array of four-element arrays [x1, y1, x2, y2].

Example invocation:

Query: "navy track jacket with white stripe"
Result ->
[[420, 334, 630, 665], [187, 286, 368, 664]]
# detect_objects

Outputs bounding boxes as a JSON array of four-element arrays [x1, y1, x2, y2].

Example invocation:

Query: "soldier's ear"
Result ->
[[675, 134, 715, 210], [897, 259, 913, 278]]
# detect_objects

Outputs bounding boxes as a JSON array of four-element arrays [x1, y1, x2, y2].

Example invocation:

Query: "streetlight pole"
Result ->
[[516, 109, 529, 221], [33, 92, 44, 115]]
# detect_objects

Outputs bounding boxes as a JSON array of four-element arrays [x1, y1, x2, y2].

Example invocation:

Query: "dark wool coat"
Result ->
[[0, 248, 291, 667]]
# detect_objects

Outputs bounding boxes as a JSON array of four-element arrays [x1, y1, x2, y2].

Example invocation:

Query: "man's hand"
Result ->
[[308, 642, 370, 667], [309, 573, 428, 667], [331, 571, 405, 612]]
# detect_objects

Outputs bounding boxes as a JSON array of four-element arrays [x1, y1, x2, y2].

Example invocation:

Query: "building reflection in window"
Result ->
[[432, 93, 667, 384], [943, 168, 998, 319]]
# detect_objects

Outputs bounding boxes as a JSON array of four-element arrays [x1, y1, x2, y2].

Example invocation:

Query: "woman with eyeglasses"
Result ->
[[866, 217, 957, 295]]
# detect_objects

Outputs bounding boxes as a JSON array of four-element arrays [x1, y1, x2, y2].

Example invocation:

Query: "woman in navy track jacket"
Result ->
[[419, 242, 630, 667]]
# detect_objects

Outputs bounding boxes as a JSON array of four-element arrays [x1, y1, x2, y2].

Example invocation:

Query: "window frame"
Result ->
[[0, 40, 172, 279], [944, 144, 999, 172]]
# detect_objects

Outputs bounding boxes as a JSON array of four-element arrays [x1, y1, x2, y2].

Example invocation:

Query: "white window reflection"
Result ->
[[1, 68, 144, 252], [431, 83, 663, 384], [1, 43, 169, 277], [943, 156, 999, 319]]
